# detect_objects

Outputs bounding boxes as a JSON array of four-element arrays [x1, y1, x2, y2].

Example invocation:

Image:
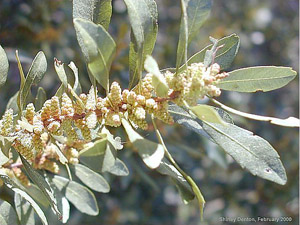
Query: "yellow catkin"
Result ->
[[0, 109, 14, 136]]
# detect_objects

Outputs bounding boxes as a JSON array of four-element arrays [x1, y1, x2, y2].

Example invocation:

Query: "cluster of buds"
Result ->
[[165, 63, 228, 106], [0, 62, 228, 184]]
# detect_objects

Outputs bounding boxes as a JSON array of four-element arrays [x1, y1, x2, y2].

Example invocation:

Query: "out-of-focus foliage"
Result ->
[[0, 0, 298, 224]]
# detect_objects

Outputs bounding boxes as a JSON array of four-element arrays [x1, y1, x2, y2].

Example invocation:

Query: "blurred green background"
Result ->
[[0, 0, 298, 224]]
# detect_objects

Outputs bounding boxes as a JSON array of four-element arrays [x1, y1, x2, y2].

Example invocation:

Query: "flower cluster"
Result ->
[[0, 62, 227, 186], [165, 63, 228, 106]]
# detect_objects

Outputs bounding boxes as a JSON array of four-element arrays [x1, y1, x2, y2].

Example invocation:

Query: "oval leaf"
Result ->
[[0, 199, 19, 225], [73, 164, 110, 193], [202, 121, 287, 185], [190, 105, 226, 124], [218, 66, 297, 92], [122, 119, 164, 169], [0, 45, 9, 87], [74, 18, 116, 91], [124, 0, 158, 88], [144, 56, 169, 97], [52, 176, 99, 216]]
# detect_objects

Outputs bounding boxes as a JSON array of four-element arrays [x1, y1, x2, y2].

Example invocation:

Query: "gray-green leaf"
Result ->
[[217, 66, 297, 92], [52, 176, 99, 216], [124, 0, 158, 88], [0, 174, 48, 225], [73, 0, 112, 30], [34, 87, 47, 111], [19, 155, 62, 219], [107, 158, 129, 176], [0, 199, 19, 225], [173, 33, 240, 73], [74, 18, 116, 91], [0, 45, 9, 87], [202, 120, 287, 185], [19, 51, 47, 110], [122, 119, 164, 169], [73, 164, 110, 193], [14, 194, 35, 225]]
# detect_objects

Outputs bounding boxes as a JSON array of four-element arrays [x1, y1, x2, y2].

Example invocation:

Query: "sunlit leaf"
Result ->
[[218, 66, 297, 92], [122, 119, 164, 169], [74, 18, 116, 91], [68, 62, 82, 95], [54, 59, 68, 88], [124, 0, 158, 88], [73, 164, 110, 193], [144, 55, 169, 97], [0, 45, 9, 87], [52, 176, 99, 216], [190, 104, 225, 124]]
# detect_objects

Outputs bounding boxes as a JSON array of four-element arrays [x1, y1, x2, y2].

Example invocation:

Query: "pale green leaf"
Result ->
[[0, 45, 9, 87], [0, 174, 48, 225], [19, 155, 62, 219], [26, 184, 49, 208], [202, 120, 287, 185], [52, 176, 99, 216], [0, 199, 19, 225], [122, 119, 164, 169], [190, 105, 225, 124], [218, 66, 297, 92], [73, 164, 110, 193], [79, 138, 116, 172], [74, 18, 116, 91], [73, 0, 112, 30], [124, 0, 158, 88], [19, 51, 47, 110], [54, 59, 68, 88], [107, 158, 129, 176], [68, 62, 82, 95], [144, 55, 169, 97], [14, 194, 35, 225]]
